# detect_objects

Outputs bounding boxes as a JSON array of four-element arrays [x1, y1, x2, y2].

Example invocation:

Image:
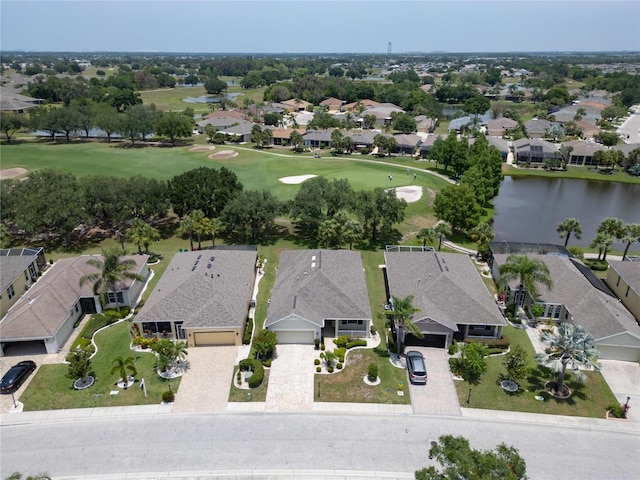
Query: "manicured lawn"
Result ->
[[505, 164, 639, 184], [453, 326, 618, 418], [228, 368, 270, 402], [315, 348, 410, 404], [20, 321, 179, 410]]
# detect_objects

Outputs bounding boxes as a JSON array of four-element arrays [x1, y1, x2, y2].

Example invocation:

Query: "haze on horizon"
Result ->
[[1, 0, 639, 54]]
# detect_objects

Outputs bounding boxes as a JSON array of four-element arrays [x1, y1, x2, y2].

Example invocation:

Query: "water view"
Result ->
[[492, 176, 640, 252]]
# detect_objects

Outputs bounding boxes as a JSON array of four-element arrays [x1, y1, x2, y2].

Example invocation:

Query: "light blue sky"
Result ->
[[1, 0, 639, 53]]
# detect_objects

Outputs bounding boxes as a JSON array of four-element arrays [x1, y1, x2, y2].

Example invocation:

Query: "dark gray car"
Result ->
[[406, 350, 427, 385], [1, 360, 36, 394]]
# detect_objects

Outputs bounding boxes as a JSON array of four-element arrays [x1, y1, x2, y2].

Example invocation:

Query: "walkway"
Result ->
[[265, 344, 316, 412]]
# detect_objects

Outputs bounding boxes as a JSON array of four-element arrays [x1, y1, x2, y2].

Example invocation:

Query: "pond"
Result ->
[[183, 92, 242, 103], [492, 176, 640, 252]]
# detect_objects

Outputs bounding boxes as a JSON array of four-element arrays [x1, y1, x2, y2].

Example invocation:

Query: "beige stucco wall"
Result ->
[[606, 270, 640, 321]]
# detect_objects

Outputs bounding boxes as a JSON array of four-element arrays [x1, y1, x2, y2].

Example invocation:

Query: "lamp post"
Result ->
[[10, 391, 17, 409], [467, 388, 472, 406]]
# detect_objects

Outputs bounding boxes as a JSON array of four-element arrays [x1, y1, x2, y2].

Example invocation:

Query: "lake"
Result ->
[[492, 176, 640, 252]]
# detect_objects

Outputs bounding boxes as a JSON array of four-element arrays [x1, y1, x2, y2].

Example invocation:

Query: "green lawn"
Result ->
[[228, 367, 270, 402], [20, 321, 179, 410], [453, 326, 618, 418], [140, 86, 209, 114], [315, 348, 411, 404]]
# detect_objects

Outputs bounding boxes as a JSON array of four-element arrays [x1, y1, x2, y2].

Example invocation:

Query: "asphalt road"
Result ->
[[2, 412, 639, 479]]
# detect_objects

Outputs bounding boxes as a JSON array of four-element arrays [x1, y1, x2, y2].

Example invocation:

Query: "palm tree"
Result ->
[[591, 232, 612, 261], [433, 221, 451, 251], [207, 217, 225, 246], [469, 222, 494, 257], [126, 218, 161, 254], [79, 248, 145, 311], [620, 223, 640, 259], [111, 355, 137, 388], [176, 211, 207, 251], [290, 129, 303, 149], [596, 217, 625, 261], [535, 322, 601, 397], [498, 255, 553, 306], [343, 219, 363, 250], [388, 295, 422, 356], [416, 227, 436, 247], [557, 218, 582, 247]]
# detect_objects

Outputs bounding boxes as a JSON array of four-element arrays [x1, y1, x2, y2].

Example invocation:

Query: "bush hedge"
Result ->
[[102, 307, 131, 319], [374, 346, 390, 357], [243, 317, 253, 345], [368, 363, 378, 380], [469, 337, 510, 349], [347, 339, 367, 349], [81, 313, 119, 340], [333, 335, 350, 348], [238, 359, 264, 388], [162, 390, 175, 402]]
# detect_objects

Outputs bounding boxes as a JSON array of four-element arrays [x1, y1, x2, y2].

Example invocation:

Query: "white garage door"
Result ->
[[275, 330, 315, 344], [597, 345, 640, 362], [194, 331, 236, 346]]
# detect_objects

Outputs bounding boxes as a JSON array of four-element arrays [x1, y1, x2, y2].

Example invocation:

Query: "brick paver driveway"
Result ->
[[171, 346, 237, 413], [266, 344, 316, 412], [406, 347, 461, 416]]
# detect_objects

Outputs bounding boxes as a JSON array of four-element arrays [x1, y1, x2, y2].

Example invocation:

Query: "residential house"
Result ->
[[281, 99, 312, 112], [0, 248, 47, 319], [469, 136, 509, 160], [524, 119, 554, 138], [0, 90, 44, 113], [265, 250, 372, 344], [0, 254, 149, 356], [134, 249, 257, 347], [343, 99, 380, 112], [201, 110, 245, 121], [562, 140, 607, 166], [573, 120, 601, 140], [393, 134, 422, 155], [220, 120, 255, 143], [303, 130, 333, 149], [384, 246, 506, 348], [196, 116, 246, 134], [612, 143, 640, 168], [513, 138, 558, 164], [264, 127, 307, 147], [491, 252, 640, 362], [606, 260, 640, 323], [319, 97, 344, 112], [487, 117, 517, 137], [358, 104, 405, 128], [419, 134, 444, 159], [348, 130, 377, 151], [414, 115, 437, 134]]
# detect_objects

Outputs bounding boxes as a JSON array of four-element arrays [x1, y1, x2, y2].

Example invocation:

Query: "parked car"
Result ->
[[406, 350, 427, 385], [0, 360, 36, 394]]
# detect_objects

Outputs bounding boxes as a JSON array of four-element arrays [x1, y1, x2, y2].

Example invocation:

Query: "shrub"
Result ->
[[336, 363, 343, 370], [347, 339, 367, 349], [360, 147, 370, 155], [316, 366, 322, 373], [567, 246, 583, 259], [103, 307, 131, 319], [334, 347, 346, 358], [243, 317, 253, 345], [314, 359, 320, 365], [607, 403, 626, 418], [447, 341, 458, 356], [327, 366, 334, 373], [470, 337, 510, 350], [584, 259, 609, 271], [319, 352, 325, 359], [320, 344, 325, 350], [374, 346, 390, 357], [238, 359, 264, 388], [261, 358, 272, 368], [162, 390, 175, 403], [370, 325, 377, 335], [368, 363, 378, 380], [81, 313, 119, 340], [334, 335, 350, 348]]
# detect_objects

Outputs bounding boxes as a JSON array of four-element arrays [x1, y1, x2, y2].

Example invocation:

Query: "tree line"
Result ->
[[0, 167, 408, 251]]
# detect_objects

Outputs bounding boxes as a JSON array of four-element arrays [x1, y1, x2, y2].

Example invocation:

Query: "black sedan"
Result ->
[[0, 360, 36, 394]]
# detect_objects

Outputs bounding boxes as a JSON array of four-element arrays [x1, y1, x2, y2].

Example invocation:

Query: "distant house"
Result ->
[[606, 260, 640, 323], [393, 134, 422, 155], [265, 250, 372, 344], [201, 110, 245, 121], [0, 248, 47, 319], [319, 97, 344, 112], [487, 117, 517, 137], [264, 127, 307, 146], [303, 130, 333, 149], [0, 90, 44, 113], [573, 120, 601, 139], [196, 116, 245, 133], [384, 247, 506, 348], [414, 115, 437, 133], [220, 120, 255, 143], [611, 143, 640, 167], [343, 99, 380, 112], [0, 254, 149, 356], [491, 252, 640, 362], [468, 136, 509, 160], [562, 140, 607, 166], [347, 130, 377, 151], [419, 134, 444, 159], [512, 138, 558, 164], [524, 119, 553, 138], [281, 99, 312, 112], [134, 249, 257, 347]]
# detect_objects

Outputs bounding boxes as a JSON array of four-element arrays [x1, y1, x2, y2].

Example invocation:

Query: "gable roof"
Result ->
[[524, 119, 553, 135], [320, 97, 344, 107], [385, 250, 506, 331], [562, 140, 607, 156], [0, 248, 42, 293], [487, 117, 517, 130], [513, 137, 558, 154], [265, 250, 372, 328], [492, 254, 640, 341], [136, 249, 256, 329], [608, 261, 640, 295], [0, 254, 148, 340]]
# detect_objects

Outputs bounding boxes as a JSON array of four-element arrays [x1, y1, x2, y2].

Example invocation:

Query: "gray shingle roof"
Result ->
[[0, 254, 148, 340], [493, 254, 640, 341], [265, 250, 372, 328], [384, 251, 506, 332], [608, 261, 640, 296], [136, 250, 256, 329], [0, 251, 39, 293]]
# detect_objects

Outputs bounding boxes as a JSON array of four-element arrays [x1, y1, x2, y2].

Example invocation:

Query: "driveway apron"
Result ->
[[171, 346, 237, 413], [407, 347, 461, 416], [266, 344, 316, 412]]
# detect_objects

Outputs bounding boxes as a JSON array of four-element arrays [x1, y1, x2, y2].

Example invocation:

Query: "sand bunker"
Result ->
[[189, 145, 216, 152], [390, 185, 423, 203], [279, 174, 318, 184], [0, 167, 27, 180], [208, 150, 239, 159]]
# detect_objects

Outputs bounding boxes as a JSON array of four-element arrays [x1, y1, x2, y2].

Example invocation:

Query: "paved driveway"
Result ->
[[171, 346, 237, 413], [406, 347, 461, 416], [600, 359, 640, 422], [265, 344, 316, 412]]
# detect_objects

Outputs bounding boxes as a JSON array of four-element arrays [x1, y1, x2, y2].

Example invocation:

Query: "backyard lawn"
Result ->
[[20, 321, 179, 410], [315, 348, 411, 405], [453, 326, 618, 418]]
